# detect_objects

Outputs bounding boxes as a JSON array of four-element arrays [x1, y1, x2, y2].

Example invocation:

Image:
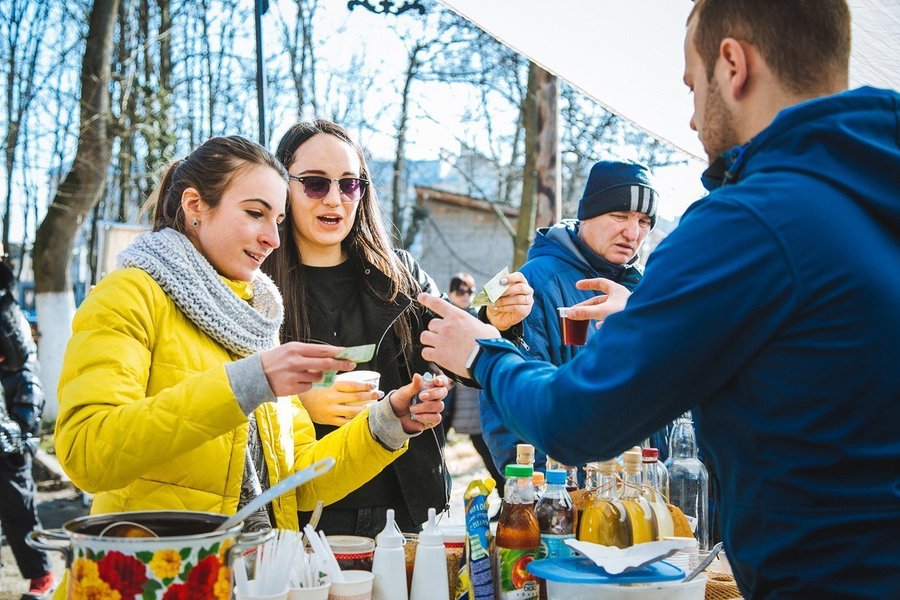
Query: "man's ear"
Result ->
[[181, 187, 204, 223], [717, 37, 749, 100]]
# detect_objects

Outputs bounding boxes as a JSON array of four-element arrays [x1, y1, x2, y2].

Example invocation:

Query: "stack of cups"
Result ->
[[663, 536, 699, 573]]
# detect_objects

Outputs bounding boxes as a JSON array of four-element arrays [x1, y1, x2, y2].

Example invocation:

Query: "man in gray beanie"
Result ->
[[480, 159, 661, 475]]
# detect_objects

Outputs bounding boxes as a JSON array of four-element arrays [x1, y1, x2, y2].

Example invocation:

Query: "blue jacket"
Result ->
[[480, 221, 644, 473], [473, 87, 900, 598]]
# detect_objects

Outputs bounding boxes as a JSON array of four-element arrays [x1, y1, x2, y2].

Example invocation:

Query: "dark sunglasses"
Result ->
[[288, 175, 369, 203], [454, 286, 475, 296]]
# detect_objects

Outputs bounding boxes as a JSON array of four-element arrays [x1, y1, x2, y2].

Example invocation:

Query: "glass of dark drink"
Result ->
[[558, 307, 589, 346]]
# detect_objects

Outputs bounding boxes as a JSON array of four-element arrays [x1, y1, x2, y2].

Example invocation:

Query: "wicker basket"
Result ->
[[705, 572, 743, 600]]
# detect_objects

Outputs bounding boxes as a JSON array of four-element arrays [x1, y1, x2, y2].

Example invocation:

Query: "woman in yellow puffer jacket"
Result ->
[[54, 136, 448, 535]]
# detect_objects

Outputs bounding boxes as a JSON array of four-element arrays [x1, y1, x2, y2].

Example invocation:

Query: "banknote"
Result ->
[[470, 267, 511, 308], [337, 343, 376, 363], [314, 344, 376, 388]]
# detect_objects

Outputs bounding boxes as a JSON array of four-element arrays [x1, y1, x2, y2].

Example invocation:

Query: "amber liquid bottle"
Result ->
[[578, 460, 632, 548], [495, 464, 540, 600], [620, 450, 659, 544]]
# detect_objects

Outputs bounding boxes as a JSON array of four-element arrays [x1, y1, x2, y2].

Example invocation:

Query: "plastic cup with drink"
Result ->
[[558, 307, 589, 346]]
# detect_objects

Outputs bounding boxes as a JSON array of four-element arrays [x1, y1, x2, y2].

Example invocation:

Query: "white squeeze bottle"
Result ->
[[373, 509, 408, 600], [410, 507, 449, 600]]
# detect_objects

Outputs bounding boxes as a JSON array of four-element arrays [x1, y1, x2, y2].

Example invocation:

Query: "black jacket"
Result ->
[[0, 262, 43, 447]]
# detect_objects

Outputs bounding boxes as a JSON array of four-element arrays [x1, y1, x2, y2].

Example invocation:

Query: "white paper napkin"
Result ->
[[564, 539, 691, 575]]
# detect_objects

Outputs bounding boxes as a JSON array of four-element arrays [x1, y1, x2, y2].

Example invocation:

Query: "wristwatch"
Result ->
[[465, 343, 483, 380]]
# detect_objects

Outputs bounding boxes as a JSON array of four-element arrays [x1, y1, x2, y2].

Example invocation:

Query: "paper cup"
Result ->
[[288, 583, 331, 600], [335, 370, 381, 390], [235, 584, 289, 600], [328, 570, 374, 600]]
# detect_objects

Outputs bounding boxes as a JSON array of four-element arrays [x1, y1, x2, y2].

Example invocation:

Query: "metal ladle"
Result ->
[[216, 457, 335, 532], [683, 541, 724, 583]]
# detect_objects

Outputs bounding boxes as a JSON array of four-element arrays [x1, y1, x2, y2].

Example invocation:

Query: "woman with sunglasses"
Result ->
[[54, 136, 446, 554], [263, 120, 533, 535]]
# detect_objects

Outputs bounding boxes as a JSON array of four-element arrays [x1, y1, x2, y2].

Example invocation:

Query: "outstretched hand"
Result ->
[[299, 381, 383, 426], [566, 278, 632, 326], [389, 373, 449, 434], [419, 293, 501, 376]]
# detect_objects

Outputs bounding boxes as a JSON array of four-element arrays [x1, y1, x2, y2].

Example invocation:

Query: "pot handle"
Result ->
[[226, 528, 275, 567], [26, 529, 72, 566]]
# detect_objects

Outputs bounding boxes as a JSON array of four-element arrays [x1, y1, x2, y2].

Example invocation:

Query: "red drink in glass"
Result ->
[[558, 307, 589, 346]]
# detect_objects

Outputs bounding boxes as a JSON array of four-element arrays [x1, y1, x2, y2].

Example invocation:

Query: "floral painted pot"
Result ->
[[27, 510, 270, 600]]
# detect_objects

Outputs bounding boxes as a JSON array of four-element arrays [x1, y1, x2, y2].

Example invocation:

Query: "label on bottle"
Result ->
[[494, 547, 539, 599], [685, 514, 698, 533], [537, 534, 574, 560]]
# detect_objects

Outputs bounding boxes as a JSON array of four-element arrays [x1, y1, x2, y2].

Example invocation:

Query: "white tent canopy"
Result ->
[[438, 0, 900, 160]]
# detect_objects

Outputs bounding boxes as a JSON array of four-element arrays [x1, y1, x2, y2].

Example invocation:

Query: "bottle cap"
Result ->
[[599, 460, 618, 475], [623, 450, 642, 472], [532, 471, 546, 486], [516, 444, 535, 465], [642, 448, 659, 462], [418, 507, 444, 546], [505, 464, 534, 478], [375, 508, 404, 548], [546, 469, 566, 485]]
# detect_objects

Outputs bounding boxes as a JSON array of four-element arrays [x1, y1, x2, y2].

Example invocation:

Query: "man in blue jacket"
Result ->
[[480, 161, 658, 474], [418, 0, 900, 597]]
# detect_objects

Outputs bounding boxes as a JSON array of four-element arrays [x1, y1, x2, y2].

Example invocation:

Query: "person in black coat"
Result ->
[[0, 255, 55, 599]]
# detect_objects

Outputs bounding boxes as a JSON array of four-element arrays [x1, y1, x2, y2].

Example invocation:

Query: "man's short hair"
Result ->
[[689, 0, 851, 95]]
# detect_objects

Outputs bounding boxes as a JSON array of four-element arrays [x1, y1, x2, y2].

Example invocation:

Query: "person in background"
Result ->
[[442, 273, 505, 495], [0, 250, 54, 599], [55, 136, 446, 544], [416, 0, 900, 596], [263, 119, 533, 536], [480, 160, 669, 477]]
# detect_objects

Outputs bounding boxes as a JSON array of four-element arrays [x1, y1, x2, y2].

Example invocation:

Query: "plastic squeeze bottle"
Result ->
[[373, 508, 408, 600], [410, 507, 449, 600]]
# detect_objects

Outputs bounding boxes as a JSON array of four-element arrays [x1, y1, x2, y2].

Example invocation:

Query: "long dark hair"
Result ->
[[263, 120, 418, 359], [149, 135, 288, 233]]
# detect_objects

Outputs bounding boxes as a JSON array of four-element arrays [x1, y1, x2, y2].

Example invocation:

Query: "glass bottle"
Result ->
[[641, 448, 674, 539], [578, 460, 632, 548], [619, 450, 658, 544], [664, 412, 709, 550], [495, 464, 540, 600]]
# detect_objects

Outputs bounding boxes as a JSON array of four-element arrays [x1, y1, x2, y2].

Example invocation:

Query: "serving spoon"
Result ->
[[683, 541, 724, 583], [216, 457, 335, 532]]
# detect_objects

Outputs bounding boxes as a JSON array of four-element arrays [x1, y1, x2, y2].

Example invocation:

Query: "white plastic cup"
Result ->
[[328, 570, 374, 600], [288, 583, 331, 600], [335, 370, 381, 390]]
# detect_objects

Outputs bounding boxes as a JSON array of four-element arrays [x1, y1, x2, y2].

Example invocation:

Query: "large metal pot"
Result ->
[[27, 510, 270, 600]]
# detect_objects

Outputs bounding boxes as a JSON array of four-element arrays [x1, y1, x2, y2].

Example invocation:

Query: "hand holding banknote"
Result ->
[[471, 268, 534, 331]]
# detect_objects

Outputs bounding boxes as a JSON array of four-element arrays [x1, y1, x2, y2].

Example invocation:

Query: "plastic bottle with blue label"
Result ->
[[535, 469, 576, 561]]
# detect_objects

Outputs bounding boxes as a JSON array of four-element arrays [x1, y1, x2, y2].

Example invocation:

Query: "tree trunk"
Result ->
[[391, 42, 422, 248], [513, 63, 558, 270], [32, 0, 120, 418], [534, 68, 560, 228]]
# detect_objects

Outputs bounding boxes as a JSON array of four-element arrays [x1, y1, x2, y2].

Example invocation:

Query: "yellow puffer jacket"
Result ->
[[55, 267, 405, 528]]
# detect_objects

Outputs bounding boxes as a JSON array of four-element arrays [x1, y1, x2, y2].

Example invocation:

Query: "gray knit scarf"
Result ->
[[117, 227, 283, 356]]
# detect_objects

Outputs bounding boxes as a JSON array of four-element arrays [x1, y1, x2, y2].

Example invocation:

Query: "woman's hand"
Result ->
[[567, 278, 632, 326], [259, 342, 356, 396], [389, 373, 449, 434], [299, 381, 384, 426], [485, 271, 534, 331]]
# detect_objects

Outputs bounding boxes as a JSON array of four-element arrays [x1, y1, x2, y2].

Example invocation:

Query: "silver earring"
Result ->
[[192, 218, 199, 227]]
